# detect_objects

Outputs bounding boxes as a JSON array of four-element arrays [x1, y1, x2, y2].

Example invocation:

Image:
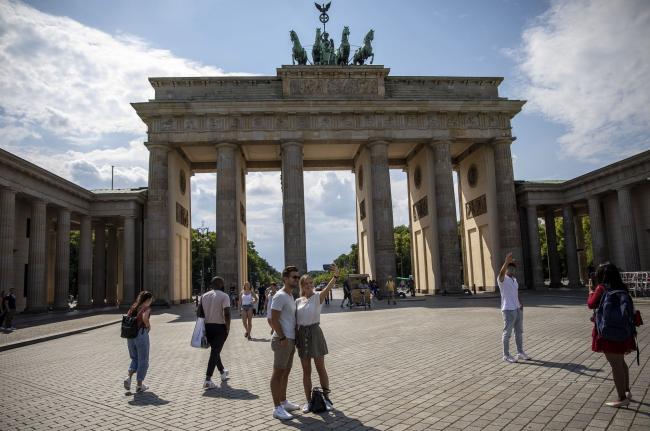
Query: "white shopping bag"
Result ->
[[191, 317, 209, 348]]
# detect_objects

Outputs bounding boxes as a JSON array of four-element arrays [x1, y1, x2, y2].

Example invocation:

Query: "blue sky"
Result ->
[[1, 0, 649, 271]]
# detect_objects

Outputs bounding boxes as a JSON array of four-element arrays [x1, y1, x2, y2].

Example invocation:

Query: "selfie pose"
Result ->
[[498, 253, 530, 363], [240, 281, 258, 340], [296, 264, 339, 413]]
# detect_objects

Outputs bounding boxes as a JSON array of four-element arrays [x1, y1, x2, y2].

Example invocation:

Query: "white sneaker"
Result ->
[[503, 355, 517, 363], [302, 403, 311, 413], [517, 351, 531, 361], [135, 384, 149, 393], [203, 380, 218, 389], [0, 327, 5, 330], [325, 400, 333, 411], [273, 405, 294, 420], [8, 326, 15, 330], [281, 400, 300, 412], [123, 376, 132, 390], [220, 369, 229, 381]]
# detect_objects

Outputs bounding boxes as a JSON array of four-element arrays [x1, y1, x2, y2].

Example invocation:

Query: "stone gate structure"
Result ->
[[132, 65, 526, 304]]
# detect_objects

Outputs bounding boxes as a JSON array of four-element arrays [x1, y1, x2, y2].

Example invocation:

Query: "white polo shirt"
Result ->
[[497, 274, 520, 311]]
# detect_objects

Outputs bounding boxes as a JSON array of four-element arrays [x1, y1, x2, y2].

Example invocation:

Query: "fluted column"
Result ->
[[617, 186, 641, 271], [54, 208, 71, 309], [562, 205, 581, 288], [574, 215, 588, 283], [77, 215, 92, 308], [281, 141, 307, 274], [216, 143, 239, 288], [146, 143, 171, 305], [545, 209, 562, 288], [588, 196, 607, 265], [106, 224, 117, 305], [92, 220, 106, 307], [26, 199, 47, 312], [431, 140, 461, 292], [122, 216, 136, 305], [0, 187, 16, 294], [368, 141, 396, 291], [493, 139, 524, 285], [526, 206, 544, 289]]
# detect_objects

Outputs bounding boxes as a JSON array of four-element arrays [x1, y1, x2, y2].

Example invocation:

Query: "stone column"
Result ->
[[106, 224, 117, 305], [146, 143, 171, 305], [122, 216, 136, 306], [493, 139, 524, 285], [92, 220, 106, 307], [431, 140, 461, 293], [574, 214, 588, 282], [0, 187, 16, 294], [77, 215, 92, 308], [368, 141, 397, 291], [26, 199, 47, 312], [281, 141, 307, 274], [526, 206, 545, 289], [54, 208, 71, 309], [588, 196, 607, 265], [617, 186, 641, 271], [562, 205, 581, 288], [216, 143, 239, 288], [545, 209, 562, 288]]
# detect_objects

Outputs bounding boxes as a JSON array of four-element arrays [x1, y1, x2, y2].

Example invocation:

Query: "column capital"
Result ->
[[280, 140, 303, 149], [366, 140, 389, 155], [144, 142, 171, 152], [31, 198, 47, 208], [122, 214, 137, 220], [0, 185, 17, 195], [491, 137, 514, 146], [215, 142, 238, 151], [429, 139, 452, 147]]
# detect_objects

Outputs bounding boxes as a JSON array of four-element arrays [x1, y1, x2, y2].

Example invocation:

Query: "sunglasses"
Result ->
[[291, 275, 300, 280]]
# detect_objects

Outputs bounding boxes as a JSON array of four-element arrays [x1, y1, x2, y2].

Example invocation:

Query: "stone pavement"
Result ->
[[0, 292, 648, 431]]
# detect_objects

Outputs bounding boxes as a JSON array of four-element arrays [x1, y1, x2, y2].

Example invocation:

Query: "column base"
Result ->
[[22, 306, 49, 314]]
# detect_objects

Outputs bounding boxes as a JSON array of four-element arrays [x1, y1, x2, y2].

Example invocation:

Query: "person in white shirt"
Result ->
[[296, 264, 339, 413], [497, 252, 530, 363], [269, 266, 301, 421], [199, 276, 231, 389]]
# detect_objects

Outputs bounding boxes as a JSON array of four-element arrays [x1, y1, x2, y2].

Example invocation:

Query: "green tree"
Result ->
[[394, 225, 412, 277], [247, 240, 280, 286]]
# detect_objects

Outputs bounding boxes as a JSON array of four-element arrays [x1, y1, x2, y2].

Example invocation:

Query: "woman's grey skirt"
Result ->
[[296, 323, 329, 359]]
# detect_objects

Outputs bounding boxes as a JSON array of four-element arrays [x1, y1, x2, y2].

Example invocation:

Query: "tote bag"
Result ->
[[191, 317, 209, 348]]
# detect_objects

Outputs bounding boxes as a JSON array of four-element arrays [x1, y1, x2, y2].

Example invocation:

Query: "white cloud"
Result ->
[[514, 0, 650, 161]]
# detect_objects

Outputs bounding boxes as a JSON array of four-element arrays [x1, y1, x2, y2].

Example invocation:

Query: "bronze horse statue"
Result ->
[[352, 29, 374, 65], [336, 26, 350, 65], [290, 30, 308, 65], [312, 28, 323, 65]]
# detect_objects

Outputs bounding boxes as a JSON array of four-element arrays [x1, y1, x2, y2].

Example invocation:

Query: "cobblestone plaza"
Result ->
[[1, 292, 648, 430]]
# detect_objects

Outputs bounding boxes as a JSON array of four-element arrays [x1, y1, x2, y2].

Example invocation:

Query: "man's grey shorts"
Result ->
[[271, 338, 295, 369]]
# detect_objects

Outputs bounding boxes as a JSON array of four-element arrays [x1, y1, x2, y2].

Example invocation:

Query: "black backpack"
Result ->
[[309, 387, 328, 413], [595, 286, 635, 342], [120, 311, 140, 339]]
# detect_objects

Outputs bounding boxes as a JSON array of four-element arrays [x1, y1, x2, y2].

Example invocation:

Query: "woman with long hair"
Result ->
[[240, 281, 258, 340], [296, 264, 339, 413], [588, 263, 636, 407], [123, 290, 153, 393]]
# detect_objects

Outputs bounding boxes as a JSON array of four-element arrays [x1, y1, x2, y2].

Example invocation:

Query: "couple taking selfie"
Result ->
[[269, 263, 339, 420]]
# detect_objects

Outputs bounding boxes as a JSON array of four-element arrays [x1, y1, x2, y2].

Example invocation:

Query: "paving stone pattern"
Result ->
[[0, 293, 648, 430]]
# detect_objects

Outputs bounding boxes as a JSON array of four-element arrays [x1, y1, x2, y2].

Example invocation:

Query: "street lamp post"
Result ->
[[197, 223, 209, 295]]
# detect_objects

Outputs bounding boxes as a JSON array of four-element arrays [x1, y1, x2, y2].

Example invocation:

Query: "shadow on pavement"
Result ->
[[201, 382, 259, 400], [127, 391, 170, 406], [517, 359, 603, 377], [282, 408, 379, 430]]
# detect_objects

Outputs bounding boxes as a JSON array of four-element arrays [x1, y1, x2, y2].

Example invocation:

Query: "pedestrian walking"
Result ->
[[498, 253, 530, 363], [386, 276, 396, 305], [240, 281, 258, 340], [269, 266, 301, 420], [0, 290, 6, 330], [258, 283, 267, 316], [2, 288, 17, 331], [123, 290, 153, 393], [296, 265, 338, 413], [408, 276, 415, 297], [200, 276, 232, 389], [588, 263, 639, 408], [340, 279, 351, 308]]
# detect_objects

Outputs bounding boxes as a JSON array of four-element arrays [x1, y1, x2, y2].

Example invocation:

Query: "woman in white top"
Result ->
[[296, 264, 339, 413], [240, 281, 258, 340]]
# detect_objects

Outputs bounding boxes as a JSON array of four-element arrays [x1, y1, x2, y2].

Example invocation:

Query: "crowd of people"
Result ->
[[120, 253, 642, 420]]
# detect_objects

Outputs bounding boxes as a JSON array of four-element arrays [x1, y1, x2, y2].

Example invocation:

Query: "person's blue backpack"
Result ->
[[595, 285, 635, 342]]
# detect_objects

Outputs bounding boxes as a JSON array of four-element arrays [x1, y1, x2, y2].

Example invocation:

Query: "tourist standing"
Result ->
[[200, 276, 232, 389], [123, 291, 153, 393], [498, 253, 530, 363], [258, 283, 267, 316], [386, 276, 396, 305], [2, 288, 17, 331], [269, 266, 301, 420], [341, 279, 351, 308], [266, 282, 278, 334], [296, 265, 339, 413], [588, 263, 637, 407], [408, 276, 415, 297], [240, 281, 258, 340], [0, 290, 6, 330]]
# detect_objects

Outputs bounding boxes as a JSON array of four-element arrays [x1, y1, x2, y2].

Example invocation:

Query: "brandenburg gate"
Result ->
[[132, 65, 526, 304]]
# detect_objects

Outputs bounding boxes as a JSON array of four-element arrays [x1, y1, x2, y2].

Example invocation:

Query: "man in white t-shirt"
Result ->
[[269, 266, 301, 420], [497, 252, 530, 363], [200, 276, 231, 389]]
